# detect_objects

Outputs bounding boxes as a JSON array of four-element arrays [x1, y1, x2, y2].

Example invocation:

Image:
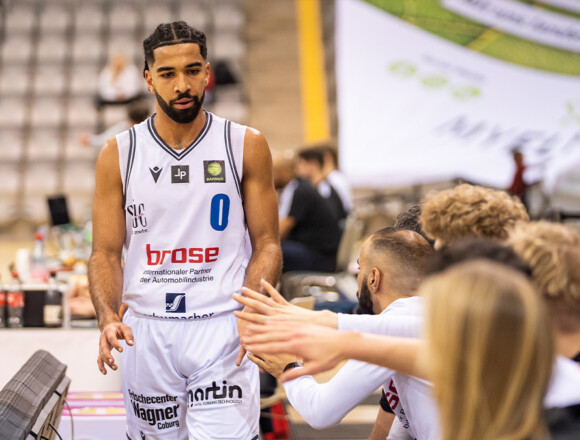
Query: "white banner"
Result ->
[[443, 0, 580, 53], [336, 0, 580, 191]]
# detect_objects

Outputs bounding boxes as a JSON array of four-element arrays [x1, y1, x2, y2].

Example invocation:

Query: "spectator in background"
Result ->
[[507, 149, 528, 210], [319, 144, 353, 213], [80, 98, 152, 150], [507, 221, 580, 362], [296, 147, 348, 222], [419, 183, 528, 248], [94, 53, 144, 110], [274, 152, 341, 272], [69, 274, 97, 318]]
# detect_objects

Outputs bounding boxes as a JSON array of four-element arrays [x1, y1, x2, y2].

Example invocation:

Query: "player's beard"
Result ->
[[356, 278, 375, 315], [155, 90, 204, 124]]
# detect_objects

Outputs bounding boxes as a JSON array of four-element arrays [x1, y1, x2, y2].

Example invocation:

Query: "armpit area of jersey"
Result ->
[[380, 388, 394, 414]]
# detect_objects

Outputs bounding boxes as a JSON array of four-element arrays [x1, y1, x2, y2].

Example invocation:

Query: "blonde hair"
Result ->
[[507, 221, 580, 333], [420, 184, 528, 244], [421, 260, 554, 440]]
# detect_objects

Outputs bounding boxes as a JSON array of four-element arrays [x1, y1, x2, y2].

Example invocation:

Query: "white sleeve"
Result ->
[[387, 417, 413, 440], [337, 313, 422, 338], [544, 356, 580, 408], [282, 360, 395, 429]]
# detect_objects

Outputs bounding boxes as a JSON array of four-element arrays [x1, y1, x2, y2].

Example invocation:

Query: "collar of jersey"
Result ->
[[147, 111, 213, 161]]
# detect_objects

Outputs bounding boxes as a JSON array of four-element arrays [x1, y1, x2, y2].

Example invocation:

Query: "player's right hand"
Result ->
[[97, 321, 134, 375]]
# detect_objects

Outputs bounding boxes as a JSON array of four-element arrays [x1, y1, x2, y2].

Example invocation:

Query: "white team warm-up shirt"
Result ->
[[117, 112, 251, 319], [337, 298, 438, 440], [282, 297, 434, 438], [336, 297, 580, 440]]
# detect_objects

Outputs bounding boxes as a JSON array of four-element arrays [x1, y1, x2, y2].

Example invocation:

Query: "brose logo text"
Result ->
[[146, 244, 219, 265]]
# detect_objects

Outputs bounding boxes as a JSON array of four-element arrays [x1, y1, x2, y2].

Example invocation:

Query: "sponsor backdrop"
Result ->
[[336, 0, 580, 190]]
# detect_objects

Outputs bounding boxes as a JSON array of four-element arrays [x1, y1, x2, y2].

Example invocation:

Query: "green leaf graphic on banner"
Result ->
[[389, 61, 417, 76], [422, 75, 448, 88]]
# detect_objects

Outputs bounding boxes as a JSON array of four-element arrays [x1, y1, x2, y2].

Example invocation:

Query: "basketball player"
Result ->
[[88, 22, 282, 439]]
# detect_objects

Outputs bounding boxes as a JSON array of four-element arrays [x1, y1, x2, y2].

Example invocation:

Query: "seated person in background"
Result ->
[[80, 98, 151, 150], [94, 53, 144, 109], [241, 260, 563, 440], [274, 152, 341, 272], [319, 143, 353, 213], [69, 274, 96, 319], [296, 147, 348, 222], [507, 221, 580, 362], [419, 183, 529, 248]]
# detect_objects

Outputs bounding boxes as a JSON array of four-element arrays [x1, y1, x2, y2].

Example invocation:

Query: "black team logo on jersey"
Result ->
[[149, 166, 162, 183], [127, 203, 147, 228], [204, 161, 226, 183], [171, 165, 189, 183]]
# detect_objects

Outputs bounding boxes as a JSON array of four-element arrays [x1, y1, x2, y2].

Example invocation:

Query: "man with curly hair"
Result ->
[[89, 21, 282, 439], [507, 221, 580, 362], [419, 183, 529, 248]]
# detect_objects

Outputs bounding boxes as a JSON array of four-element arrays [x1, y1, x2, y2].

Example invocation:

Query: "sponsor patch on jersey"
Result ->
[[171, 165, 189, 184], [165, 293, 186, 313], [203, 160, 225, 183], [188, 380, 243, 407]]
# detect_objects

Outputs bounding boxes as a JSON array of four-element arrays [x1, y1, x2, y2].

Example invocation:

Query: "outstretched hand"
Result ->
[[97, 321, 134, 375], [233, 279, 316, 326], [241, 321, 349, 381], [246, 351, 301, 379]]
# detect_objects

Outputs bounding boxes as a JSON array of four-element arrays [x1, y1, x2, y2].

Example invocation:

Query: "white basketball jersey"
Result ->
[[117, 111, 251, 319]]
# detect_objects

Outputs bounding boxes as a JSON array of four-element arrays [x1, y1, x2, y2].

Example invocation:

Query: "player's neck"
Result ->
[[154, 108, 206, 150], [556, 331, 580, 359]]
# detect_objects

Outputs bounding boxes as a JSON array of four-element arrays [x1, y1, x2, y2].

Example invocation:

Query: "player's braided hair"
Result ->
[[143, 21, 207, 75]]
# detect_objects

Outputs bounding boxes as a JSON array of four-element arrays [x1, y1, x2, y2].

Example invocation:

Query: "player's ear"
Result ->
[[368, 268, 380, 293], [144, 69, 154, 94], [204, 62, 210, 87]]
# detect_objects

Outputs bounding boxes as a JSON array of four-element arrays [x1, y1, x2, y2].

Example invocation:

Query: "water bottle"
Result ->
[[7, 271, 25, 328], [0, 276, 6, 328], [44, 272, 63, 327], [31, 232, 49, 283]]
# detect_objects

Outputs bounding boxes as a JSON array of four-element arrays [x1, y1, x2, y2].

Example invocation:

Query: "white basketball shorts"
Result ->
[[121, 309, 260, 439]]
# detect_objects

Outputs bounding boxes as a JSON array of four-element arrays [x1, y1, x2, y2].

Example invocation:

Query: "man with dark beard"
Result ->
[[235, 227, 432, 436], [88, 22, 282, 439]]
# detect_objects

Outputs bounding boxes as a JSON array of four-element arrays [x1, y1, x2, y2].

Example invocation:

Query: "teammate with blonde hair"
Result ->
[[507, 221, 580, 360], [420, 184, 528, 247], [422, 261, 553, 440], [241, 261, 556, 440]]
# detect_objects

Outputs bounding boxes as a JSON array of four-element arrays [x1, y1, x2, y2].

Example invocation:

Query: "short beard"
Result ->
[[356, 278, 375, 315], [155, 90, 204, 124]]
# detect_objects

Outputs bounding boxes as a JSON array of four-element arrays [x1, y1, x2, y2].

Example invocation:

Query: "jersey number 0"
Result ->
[[210, 194, 230, 231]]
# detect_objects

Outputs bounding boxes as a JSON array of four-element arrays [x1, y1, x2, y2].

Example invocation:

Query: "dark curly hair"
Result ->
[[143, 21, 207, 74]]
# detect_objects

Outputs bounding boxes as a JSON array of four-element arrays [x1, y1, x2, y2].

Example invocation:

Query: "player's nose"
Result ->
[[174, 73, 190, 94]]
